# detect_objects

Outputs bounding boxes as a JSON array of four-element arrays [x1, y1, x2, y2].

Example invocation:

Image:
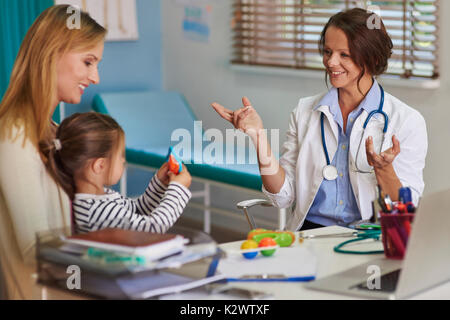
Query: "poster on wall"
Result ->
[[174, 0, 217, 4], [182, 4, 212, 43], [55, 0, 139, 41]]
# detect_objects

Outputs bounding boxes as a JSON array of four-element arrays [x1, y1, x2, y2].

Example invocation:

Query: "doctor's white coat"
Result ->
[[263, 90, 428, 231]]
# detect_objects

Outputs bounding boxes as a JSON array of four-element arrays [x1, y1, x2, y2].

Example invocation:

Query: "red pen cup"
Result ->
[[380, 213, 414, 259]]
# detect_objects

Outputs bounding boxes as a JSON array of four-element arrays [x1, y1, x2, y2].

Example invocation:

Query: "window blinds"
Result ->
[[231, 0, 439, 79]]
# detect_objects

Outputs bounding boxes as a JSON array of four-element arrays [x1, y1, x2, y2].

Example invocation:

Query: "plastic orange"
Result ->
[[258, 237, 277, 257]]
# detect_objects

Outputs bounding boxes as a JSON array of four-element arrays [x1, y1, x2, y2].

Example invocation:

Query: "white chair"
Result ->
[[237, 199, 287, 231]]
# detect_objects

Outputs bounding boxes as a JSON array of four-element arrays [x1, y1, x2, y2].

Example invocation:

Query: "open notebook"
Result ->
[[61, 228, 188, 261]]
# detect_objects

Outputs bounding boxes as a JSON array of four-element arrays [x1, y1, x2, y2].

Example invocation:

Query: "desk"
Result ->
[[161, 226, 450, 300], [34, 226, 450, 300]]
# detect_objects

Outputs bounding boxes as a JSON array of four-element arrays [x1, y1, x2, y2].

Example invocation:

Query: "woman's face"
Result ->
[[322, 26, 370, 92], [56, 41, 104, 105]]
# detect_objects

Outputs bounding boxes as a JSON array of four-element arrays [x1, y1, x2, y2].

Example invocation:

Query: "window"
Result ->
[[231, 0, 440, 80]]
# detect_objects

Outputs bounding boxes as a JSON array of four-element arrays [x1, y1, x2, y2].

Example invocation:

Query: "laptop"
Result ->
[[306, 188, 450, 299]]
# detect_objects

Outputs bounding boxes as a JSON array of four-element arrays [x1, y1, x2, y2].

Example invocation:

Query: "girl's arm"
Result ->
[[75, 168, 192, 234], [132, 181, 191, 233], [134, 174, 169, 213], [133, 166, 191, 232]]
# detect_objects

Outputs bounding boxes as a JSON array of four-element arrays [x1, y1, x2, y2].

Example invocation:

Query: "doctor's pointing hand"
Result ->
[[211, 8, 427, 232], [212, 97, 263, 133], [212, 97, 285, 190]]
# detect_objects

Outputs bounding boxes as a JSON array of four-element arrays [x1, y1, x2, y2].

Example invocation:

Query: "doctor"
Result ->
[[212, 8, 428, 231]]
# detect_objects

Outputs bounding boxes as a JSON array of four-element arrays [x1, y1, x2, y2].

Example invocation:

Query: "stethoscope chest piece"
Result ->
[[323, 165, 338, 181]]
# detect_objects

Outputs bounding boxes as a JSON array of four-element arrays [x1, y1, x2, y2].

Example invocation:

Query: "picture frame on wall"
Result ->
[[55, 0, 139, 41]]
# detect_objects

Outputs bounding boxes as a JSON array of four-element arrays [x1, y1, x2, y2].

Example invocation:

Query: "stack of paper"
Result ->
[[36, 227, 223, 299]]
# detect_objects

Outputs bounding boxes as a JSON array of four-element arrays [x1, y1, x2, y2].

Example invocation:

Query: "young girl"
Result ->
[[44, 112, 192, 234]]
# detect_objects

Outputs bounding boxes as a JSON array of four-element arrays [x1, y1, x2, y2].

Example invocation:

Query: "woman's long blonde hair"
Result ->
[[0, 4, 106, 161]]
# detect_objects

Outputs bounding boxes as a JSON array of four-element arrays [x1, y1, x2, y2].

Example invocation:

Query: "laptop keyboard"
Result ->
[[354, 269, 401, 293]]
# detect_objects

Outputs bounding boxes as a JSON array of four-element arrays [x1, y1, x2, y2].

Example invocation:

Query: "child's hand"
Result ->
[[156, 162, 170, 186], [168, 164, 192, 188]]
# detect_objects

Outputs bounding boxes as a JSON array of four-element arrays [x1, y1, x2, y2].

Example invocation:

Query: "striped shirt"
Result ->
[[72, 175, 191, 234]]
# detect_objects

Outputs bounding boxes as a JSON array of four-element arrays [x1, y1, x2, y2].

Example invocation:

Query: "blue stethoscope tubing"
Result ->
[[320, 84, 388, 178]]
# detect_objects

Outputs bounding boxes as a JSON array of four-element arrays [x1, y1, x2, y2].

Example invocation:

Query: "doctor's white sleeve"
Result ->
[[393, 111, 428, 206], [262, 107, 299, 209]]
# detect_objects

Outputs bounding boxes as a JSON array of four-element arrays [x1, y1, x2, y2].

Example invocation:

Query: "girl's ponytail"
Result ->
[[41, 112, 124, 200], [40, 135, 76, 200]]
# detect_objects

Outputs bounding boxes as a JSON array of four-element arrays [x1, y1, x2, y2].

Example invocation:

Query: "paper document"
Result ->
[[117, 272, 225, 299], [218, 246, 317, 280]]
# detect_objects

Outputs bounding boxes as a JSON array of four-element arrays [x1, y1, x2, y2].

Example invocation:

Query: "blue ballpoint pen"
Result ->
[[225, 275, 315, 282]]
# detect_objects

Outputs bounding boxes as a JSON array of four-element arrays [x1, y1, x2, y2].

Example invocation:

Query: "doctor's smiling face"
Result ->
[[320, 9, 393, 97], [56, 41, 104, 105], [322, 26, 371, 93]]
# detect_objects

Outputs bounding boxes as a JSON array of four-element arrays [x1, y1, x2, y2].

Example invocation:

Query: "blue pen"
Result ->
[[399, 187, 412, 204], [399, 187, 416, 213], [225, 276, 315, 282]]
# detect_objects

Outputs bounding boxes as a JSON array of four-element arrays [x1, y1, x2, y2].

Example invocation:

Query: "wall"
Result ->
[[65, 0, 162, 116], [59, 0, 164, 209]]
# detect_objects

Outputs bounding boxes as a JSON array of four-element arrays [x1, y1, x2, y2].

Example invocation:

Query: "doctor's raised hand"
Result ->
[[211, 97, 263, 134], [211, 98, 285, 192], [366, 135, 401, 168], [366, 135, 402, 200]]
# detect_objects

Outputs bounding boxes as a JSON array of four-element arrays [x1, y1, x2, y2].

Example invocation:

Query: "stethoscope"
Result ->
[[333, 229, 384, 255], [321, 84, 388, 181], [299, 229, 384, 255]]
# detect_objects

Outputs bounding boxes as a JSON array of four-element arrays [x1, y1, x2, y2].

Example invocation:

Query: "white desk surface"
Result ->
[[37, 226, 450, 300], [162, 226, 450, 300]]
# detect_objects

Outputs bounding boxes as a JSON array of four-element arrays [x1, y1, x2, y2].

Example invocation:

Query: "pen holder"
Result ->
[[380, 213, 414, 259]]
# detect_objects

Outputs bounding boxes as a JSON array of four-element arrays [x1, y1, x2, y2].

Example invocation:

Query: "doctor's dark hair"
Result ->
[[319, 8, 393, 92], [40, 112, 124, 200]]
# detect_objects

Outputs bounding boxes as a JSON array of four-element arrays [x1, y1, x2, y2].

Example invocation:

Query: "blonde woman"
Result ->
[[0, 5, 106, 299]]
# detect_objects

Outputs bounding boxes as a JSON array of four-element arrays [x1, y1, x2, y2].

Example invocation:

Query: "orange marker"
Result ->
[[166, 147, 183, 175]]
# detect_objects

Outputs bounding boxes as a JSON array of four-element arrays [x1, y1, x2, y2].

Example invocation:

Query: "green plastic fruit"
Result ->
[[276, 233, 294, 247]]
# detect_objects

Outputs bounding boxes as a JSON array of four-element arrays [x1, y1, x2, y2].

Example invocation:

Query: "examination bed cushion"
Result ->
[[93, 91, 262, 191]]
